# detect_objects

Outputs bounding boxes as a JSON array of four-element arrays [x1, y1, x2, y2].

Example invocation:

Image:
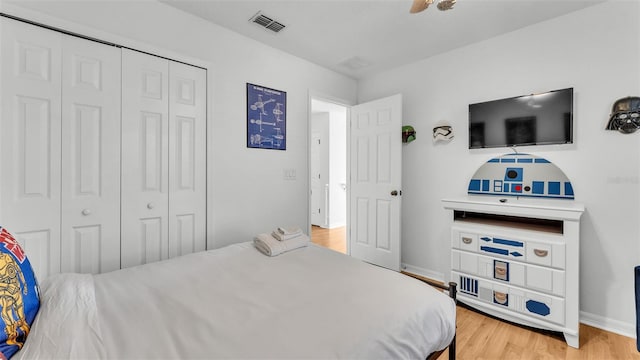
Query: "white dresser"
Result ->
[[442, 196, 584, 348]]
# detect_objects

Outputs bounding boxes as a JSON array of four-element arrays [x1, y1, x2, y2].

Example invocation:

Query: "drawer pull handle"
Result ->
[[494, 291, 508, 305], [533, 249, 549, 257], [495, 267, 507, 276], [462, 237, 473, 244]]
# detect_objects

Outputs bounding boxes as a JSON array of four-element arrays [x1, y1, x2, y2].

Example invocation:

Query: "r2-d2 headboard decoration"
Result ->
[[468, 153, 574, 199]]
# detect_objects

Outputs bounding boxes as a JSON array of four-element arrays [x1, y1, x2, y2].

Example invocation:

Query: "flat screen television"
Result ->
[[469, 88, 573, 149]]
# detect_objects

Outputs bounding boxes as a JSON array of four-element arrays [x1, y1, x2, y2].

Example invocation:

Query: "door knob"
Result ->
[[81, 209, 91, 216], [147, 202, 155, 209], [391, 190, 401, 196]]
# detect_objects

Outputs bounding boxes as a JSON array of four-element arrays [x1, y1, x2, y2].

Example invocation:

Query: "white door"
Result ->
[[121, 49, 170, 268], [310, 132, 323, 226], [349, 94, 402, 271], [60, 35, 121, 274], [0, 18, 63, 280], [168, 61, 207, 258]]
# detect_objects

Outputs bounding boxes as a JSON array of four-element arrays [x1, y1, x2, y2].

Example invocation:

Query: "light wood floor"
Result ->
[[403, 273, 638, 359], [438, 304, 638, 360], [310, 225, 346, 254]]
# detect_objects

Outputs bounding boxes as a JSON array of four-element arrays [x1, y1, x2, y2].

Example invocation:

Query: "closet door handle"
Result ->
[[81, 209, 91, 216], [147, 202, 155, 210]]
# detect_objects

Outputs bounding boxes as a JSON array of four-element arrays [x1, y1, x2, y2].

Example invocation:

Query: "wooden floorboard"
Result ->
[[437, 303, 638, 360], [310, 225, 346, 254], [311, 228, 638, 359]]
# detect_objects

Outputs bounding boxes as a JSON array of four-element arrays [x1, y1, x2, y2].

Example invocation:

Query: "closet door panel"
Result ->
[[0, 18, 62, 280], [121, 49, 169, 269], [168, 62, 206, 258], [60, 35, 121, 274]]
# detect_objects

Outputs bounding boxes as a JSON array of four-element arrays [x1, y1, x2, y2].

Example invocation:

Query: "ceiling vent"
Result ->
[[249, 11, 286, 33], [338, 56, 372, 71]]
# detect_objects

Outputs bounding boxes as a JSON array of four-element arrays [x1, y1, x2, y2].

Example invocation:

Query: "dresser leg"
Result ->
[[563, 332, 579, 348]]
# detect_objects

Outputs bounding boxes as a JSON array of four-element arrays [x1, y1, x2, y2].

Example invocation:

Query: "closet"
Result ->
[[0, 17, 207, 280], [120, 49, 206, 268]]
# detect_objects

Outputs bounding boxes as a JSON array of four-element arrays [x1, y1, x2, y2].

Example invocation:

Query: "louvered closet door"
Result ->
[[60, 36, 121, 274], [121, 49, 170, 268], [0, 18, 62, 280], [168, 62, 206, 258]]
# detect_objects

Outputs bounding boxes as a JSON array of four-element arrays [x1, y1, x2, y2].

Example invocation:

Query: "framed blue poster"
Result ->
[[247, 83, 287, 150]]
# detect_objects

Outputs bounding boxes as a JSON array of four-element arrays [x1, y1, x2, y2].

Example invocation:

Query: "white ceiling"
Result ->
[[161, 0, 605, 79]]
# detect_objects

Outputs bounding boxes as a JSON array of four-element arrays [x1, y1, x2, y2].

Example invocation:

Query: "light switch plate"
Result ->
[[283, 168, 296, 180]]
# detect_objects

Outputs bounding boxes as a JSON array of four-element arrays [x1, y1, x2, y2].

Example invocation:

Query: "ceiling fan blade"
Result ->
[[410, 0, 434, 13], [437, 0, 456, 11]]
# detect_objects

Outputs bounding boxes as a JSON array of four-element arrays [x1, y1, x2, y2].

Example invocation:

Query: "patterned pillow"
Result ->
[[0, 227, 39, 359]]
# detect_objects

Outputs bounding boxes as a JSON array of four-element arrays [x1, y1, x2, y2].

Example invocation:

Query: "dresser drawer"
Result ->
[[526, 241, 565, 267], [453, 271, 565, 326], [452, 227, 565, 269], [452, 231, 478, 252], [452, 250, 565, 296]]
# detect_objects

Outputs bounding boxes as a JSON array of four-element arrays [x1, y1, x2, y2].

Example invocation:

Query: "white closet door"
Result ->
[[0, 18, 62, 281], [121, 49, 169, 268], [168, 62, 207, 258], [60, 36, 121, 274]]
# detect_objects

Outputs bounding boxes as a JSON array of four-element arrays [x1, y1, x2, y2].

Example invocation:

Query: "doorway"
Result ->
[[309, 98, 348, 254]]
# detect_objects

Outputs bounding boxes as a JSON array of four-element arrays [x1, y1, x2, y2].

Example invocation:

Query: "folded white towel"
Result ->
[[271, 230, 306, 241], [254, 233, 309, 257], [277, 226, 302, 236]]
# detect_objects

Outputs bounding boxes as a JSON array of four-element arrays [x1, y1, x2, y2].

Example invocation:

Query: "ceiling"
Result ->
[[161, 0, 605, 79]]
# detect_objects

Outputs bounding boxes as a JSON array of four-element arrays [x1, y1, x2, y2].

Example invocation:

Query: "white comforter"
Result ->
[[16, 243, 456, 359]]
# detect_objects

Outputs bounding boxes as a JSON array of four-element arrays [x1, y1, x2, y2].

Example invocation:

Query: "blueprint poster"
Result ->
[[247, 83, 286, 150]]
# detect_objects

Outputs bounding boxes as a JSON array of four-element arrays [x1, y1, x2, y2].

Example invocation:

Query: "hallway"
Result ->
[[310, 225, 346, 254]]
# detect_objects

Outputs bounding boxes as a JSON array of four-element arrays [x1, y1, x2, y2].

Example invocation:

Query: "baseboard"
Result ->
[[401, 263, 445, 283], [580, 310, 637, 340], [311, 222, 345, 229], [326, 221, 345, 229]]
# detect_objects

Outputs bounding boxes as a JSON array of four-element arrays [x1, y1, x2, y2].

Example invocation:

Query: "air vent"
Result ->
[[338, 56, 372, 71], [249, 11, 286, 33]]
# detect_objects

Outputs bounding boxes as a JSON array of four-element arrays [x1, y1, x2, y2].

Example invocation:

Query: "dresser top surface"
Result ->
[[442, 195, 585, 220]]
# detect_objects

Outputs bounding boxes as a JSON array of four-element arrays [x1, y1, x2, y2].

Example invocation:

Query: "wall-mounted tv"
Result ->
[[469, 88, 573, 149]]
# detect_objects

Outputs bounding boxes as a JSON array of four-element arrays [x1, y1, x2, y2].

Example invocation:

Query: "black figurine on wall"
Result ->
[[606, 96, 640, 133]]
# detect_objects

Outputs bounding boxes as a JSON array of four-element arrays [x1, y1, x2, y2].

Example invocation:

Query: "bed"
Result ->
[[15, 242, 456, 359]]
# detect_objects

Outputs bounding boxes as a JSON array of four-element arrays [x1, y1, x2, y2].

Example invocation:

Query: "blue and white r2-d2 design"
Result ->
[[468, 153, 575, 199]]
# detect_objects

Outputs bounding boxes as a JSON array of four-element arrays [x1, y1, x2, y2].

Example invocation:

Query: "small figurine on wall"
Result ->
[[402, 125, 416, 143], [433, 125, 454, 143], [606, 96, 640, 133]]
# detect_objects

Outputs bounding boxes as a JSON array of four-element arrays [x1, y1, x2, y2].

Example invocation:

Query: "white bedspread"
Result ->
[[16, 243, 455, 359]]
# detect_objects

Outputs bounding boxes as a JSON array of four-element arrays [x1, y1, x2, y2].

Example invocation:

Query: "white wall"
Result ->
[[358, 1, 640, 337], [2, 1, 357, 247]]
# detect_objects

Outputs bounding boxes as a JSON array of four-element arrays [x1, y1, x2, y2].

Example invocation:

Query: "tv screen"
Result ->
[[469, 88, 573, 149]]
